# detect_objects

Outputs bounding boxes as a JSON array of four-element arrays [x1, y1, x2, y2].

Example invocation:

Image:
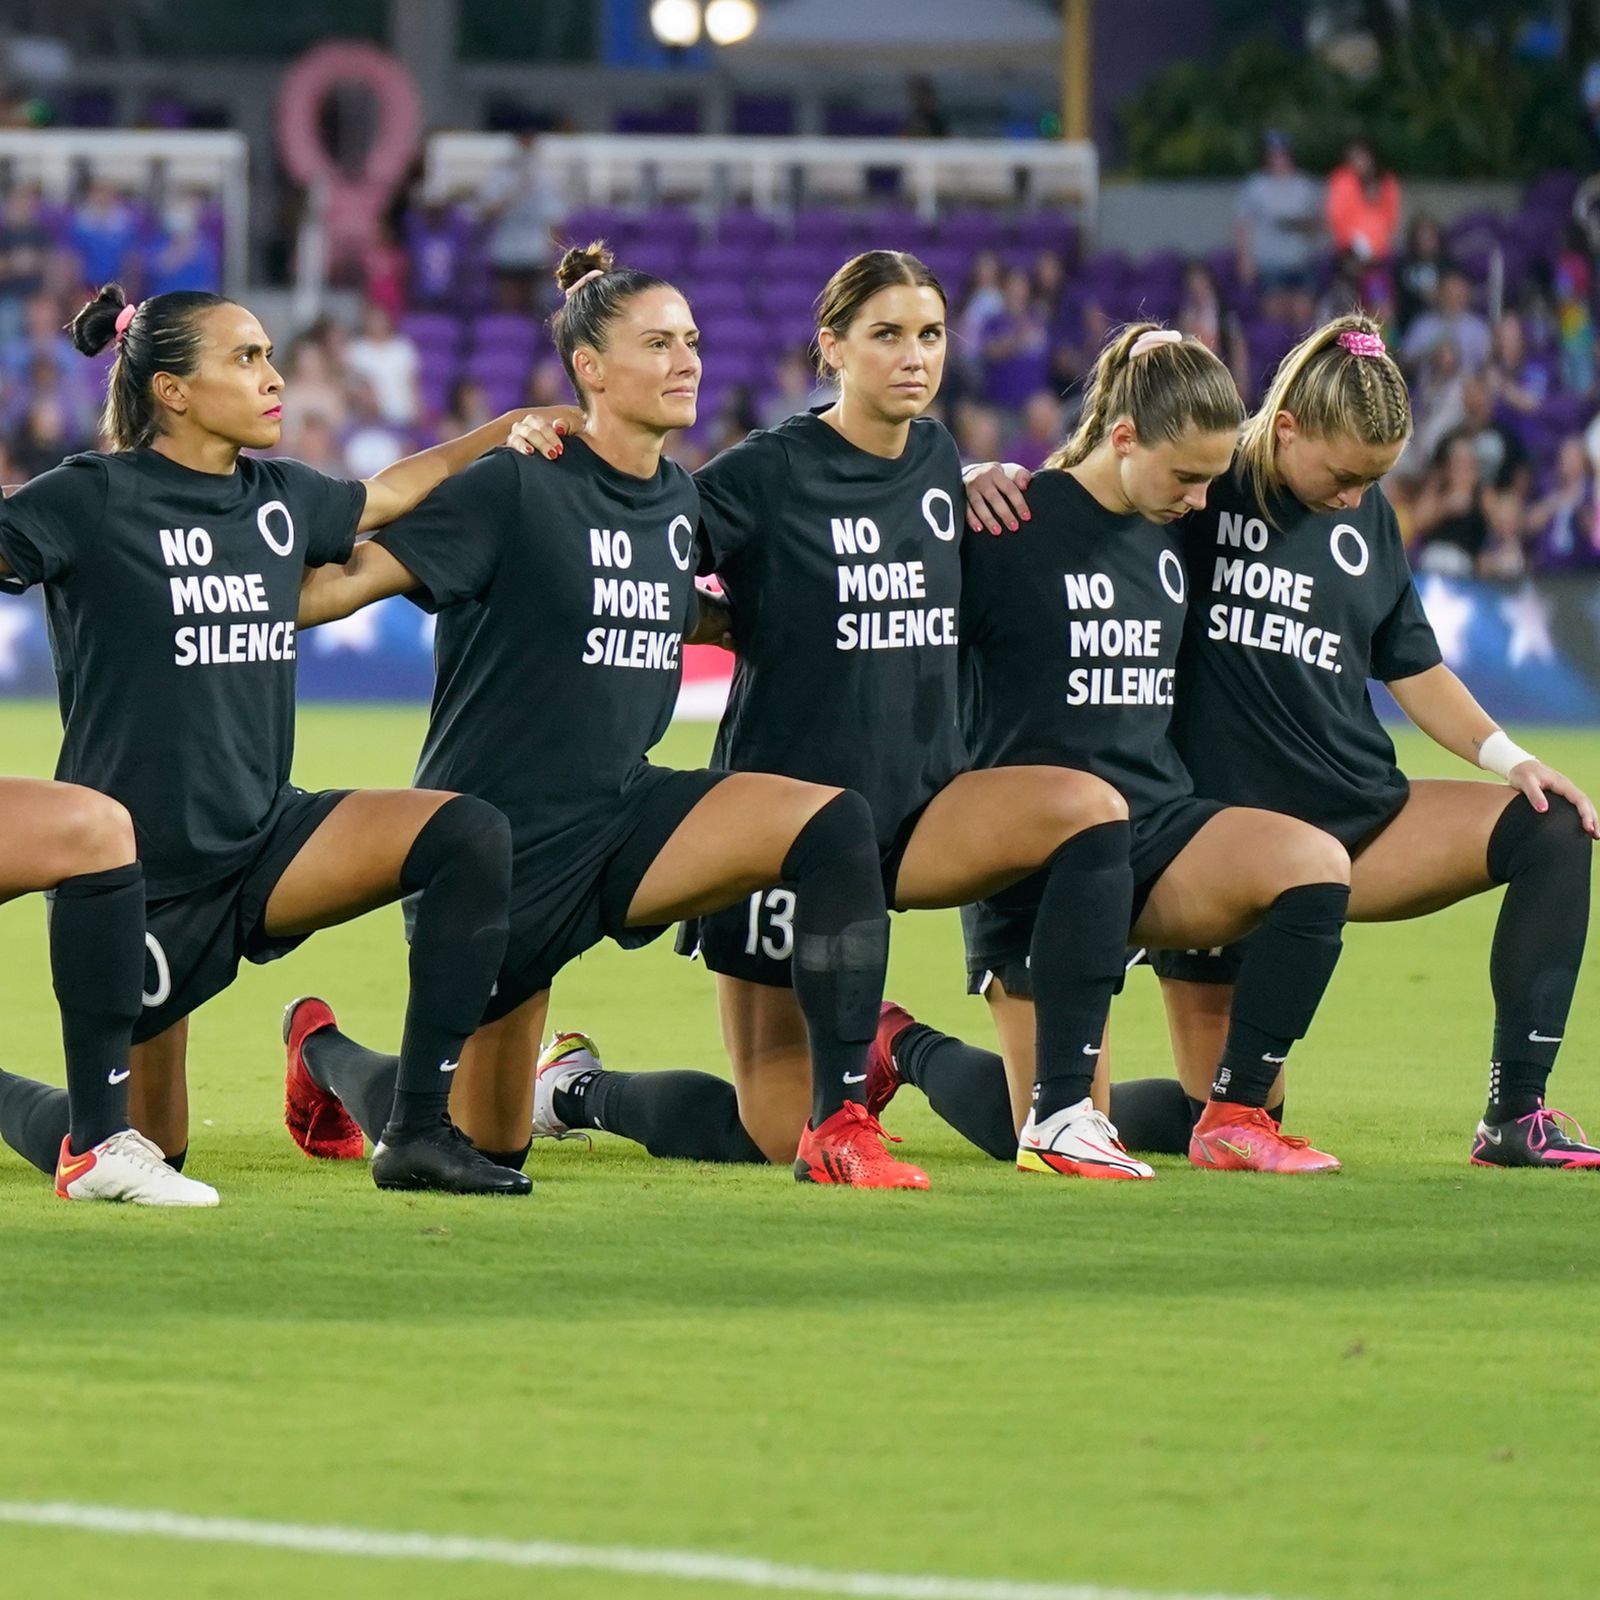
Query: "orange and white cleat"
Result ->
[[56, 1130, 218, 1206], [1017, 1098, 1153, 1180], [1189, 1102, 1340, 1174], [282, 995, 365, 1161], [793, 1101, 929, 1189]]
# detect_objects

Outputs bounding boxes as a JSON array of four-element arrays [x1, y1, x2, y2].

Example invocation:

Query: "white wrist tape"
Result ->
[[961, 460, 1025, 484], [1477, 730, 1536, 780]]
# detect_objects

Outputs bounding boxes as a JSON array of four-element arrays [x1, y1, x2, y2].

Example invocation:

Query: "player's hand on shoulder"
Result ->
[[1509, 760, 1600, 838], [507, 406, 585, 460], [962, 461, 1032, 536], [690, 578, 735, 651]]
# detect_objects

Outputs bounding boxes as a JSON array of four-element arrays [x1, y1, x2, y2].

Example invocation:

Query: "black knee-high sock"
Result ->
[[1484, 795, 1592, 1122], [382, 797, 511, 1142], [1211, 883, 1348, 1107], [302, 1029, 401, 1145], [893, 1024, 1016, 1160], [1108, 1078, 1193, 1155], [48, 862, 145, 1153], [1027, 821, 1134, 1119], [554, 1069, 768, 1162], [781, 792, 890, 1128], [0, 1070, 70, 1175]]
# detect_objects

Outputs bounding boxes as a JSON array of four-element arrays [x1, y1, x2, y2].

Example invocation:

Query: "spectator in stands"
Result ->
[[344, 301, 420, 428], [436, 377, 493, 443], [1325, 138, 1401, 265], [479, 131, 566, 311], [1554, 227, 1595, 394], [0, 186, 50, 352], [283, 336, 348, 434], [951, 397, 1003, 465], [1456, 374, 1529, 560], [361, 221, 408, 321], [1005, 390, 1065, 471], [405, 200, 469, 309], [979, 267, 1050, 409], [2, 294, 81, 392], [1394, 214, 1449, 335], [1233, 129, 1322, 319], [145, 191, 221, 297], [341, 378, 411, 479], [1054, 295, 1111, 391], [1487, 311, 1552, 416], [1402, 268, 1492, 378], [760, 346, 829, 428], [67, 179, 140, 289], [1176, 259, 1247, 391], [1031, 249, 1067, 323], [956, 249, 1005, 355], [278, 411, 345, 476], [5, 353, 97, 444], [904, 75, 949, 139], [1411, 433, 1492, 574], [11, 393, 79, 480], [1527, 435, 1599, 568]]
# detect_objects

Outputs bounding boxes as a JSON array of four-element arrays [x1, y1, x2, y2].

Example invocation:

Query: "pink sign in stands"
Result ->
[[276, 42, 423, 277]]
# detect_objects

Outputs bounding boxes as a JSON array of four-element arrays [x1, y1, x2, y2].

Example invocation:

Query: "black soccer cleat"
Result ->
[[1470, 1106, 1600, 1170], [371, 1118, 533, 1195]]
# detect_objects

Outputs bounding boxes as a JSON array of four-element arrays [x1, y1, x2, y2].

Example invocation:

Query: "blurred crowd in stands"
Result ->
[[3, 135, 1599, 575]]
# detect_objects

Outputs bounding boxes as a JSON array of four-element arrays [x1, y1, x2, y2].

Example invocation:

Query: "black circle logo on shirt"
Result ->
[[1330, 523, 1369, 577], [922, 488, 957, 542], [667, 514, 695, 572], [1159, 548, 1186, 605], [257, 500, 296, 558]]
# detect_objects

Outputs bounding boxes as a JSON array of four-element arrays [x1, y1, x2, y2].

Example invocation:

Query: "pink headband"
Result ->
[[1337, 330, 1386, 358], [565, 269, 605, 299], [113, 301, 139, 344], [1129, 328, 1183, 358]]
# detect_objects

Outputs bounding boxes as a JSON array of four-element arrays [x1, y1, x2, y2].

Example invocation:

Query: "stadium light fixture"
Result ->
[[650, 0, 704, 48], [704, 0, 759, 46]]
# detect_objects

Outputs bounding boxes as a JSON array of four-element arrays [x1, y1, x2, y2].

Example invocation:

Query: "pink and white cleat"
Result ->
[[1471, 1106, 1600, 1169]]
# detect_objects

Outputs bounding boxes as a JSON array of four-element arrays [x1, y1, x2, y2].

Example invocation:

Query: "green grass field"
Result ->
[[0, 700, 1596, 1600]]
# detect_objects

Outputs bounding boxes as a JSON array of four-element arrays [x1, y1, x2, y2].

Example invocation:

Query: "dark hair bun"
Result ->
[[67, 283, 130, 358], [554, 240, 616, 293]]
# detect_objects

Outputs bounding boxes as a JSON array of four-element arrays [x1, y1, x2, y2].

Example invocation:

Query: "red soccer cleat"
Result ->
[[1189, 1102, 1340, 1174], [867, 1000, 916, 1119], [282, 995, 365, 1161], [793, 1101, 930, 1189]]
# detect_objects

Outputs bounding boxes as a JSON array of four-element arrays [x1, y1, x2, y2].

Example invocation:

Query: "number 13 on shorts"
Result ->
[[744, 887, 796, 960]]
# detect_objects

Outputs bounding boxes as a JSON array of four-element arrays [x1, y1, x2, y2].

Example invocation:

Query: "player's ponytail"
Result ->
[[68, 283, 235, 451], [1045, 322, 1244, 470], [1239, 312, 1411, 520], [550, 239, 677, 410]]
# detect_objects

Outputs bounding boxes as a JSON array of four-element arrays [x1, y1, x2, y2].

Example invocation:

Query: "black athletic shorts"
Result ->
[[675, 796, 933, 990], [961, 796, 1224, 1001], [474, 766, 730, 1022], [136, 786, 350, 1042], [1146, 793, 1403, 985]]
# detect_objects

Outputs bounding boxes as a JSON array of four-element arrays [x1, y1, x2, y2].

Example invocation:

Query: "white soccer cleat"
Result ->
[[1016, 1097, 1154, 1181], [531, 1031, 599, 1143], [54, 1129, 220, 1207]]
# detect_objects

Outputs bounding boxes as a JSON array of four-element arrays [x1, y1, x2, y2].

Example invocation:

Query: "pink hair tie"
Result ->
[[565, 269, 605, 299], [1129, 328, 1183, 358], [113, 301, 139, 345], [1338, 330, 1386, 358]]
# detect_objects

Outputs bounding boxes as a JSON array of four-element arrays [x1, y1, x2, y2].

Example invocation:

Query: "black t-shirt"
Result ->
[[697, 410, 966, 847], [1172, 470, 1442, 843], [961, 469, 1194, 825], [0, 448, 364, 894], [374, 439, 699, 851]]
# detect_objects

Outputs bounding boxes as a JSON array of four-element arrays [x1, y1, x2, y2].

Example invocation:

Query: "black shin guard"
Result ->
[[893, 1024, 1016, 1160], [555, 1069, 768, 1163], [1484, 795, 1591, 1121], [384, 796, 511, 1142], [303, 1029, 401, 1145], [0, 1070, 70, 1175], [48, 862, 145, 1153], [781, 792, 890, 1128], [1212, 883, 1348, 1107], [1028, 821, 1133, 1119]]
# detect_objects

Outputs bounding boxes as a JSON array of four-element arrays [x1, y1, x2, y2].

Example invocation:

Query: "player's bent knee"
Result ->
[[1489, 792, 1590, 883], [1030, 771, 1128, 856], [1283, 826, 1350, 890], [401, 793, 513, 895], [49, 786, 136, 880]]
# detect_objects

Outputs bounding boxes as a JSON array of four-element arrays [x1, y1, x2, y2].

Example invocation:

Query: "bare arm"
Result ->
[[297, 538, 426, 628], [356, 405, 583, 532], [1388, 663, 1598, 833]]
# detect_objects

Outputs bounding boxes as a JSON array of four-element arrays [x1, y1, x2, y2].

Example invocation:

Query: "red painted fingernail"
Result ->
[[1022, 511, 1031, 521], [1007, 521, 1018, 531]]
